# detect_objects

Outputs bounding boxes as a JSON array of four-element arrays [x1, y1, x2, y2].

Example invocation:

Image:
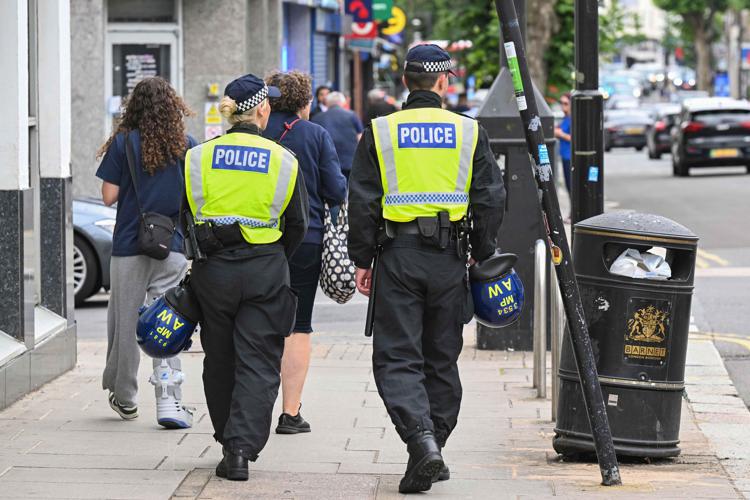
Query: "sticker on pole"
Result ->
[[538, 144, 551, 166], [588, 166, 600, 182], [503, 42, 527, 111]]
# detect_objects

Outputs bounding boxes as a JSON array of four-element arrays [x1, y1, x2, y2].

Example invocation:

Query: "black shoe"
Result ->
[[275, 410, 311, 434], [215, 447, 248, 481], [398, 431, 444, 494], [108, 392, 138, 420]]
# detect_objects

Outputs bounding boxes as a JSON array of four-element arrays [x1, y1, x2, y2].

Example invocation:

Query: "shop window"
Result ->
[[108, 0, 176, 23]]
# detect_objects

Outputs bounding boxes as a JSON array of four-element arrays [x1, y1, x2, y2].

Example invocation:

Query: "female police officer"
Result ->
[[184, 74, 309, 481]]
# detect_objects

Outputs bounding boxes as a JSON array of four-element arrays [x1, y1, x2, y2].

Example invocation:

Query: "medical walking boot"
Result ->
[[215, 447, 249, 481], [398, 430, 444, 494], [149, 359, 194, 429]]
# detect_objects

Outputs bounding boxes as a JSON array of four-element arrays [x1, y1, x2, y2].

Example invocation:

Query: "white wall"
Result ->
[[0, 0, 29, 190], [38, 0, 72, 179]]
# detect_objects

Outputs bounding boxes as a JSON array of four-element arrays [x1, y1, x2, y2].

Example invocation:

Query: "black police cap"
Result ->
[[224, 74, 281, 114], [404, 44, 455, 74]]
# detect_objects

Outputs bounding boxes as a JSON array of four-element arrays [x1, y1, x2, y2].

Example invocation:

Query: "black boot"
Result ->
[[215, 447, 249, 481], [432, 446, 450, 482], [398, 431, 444, 494]]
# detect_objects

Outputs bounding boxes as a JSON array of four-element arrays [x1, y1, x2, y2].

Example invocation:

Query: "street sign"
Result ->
[[372, 0, 393, 21], [381, 6, 406, 36], [345, 0, 373, 22], [347, 21, 378, 39]]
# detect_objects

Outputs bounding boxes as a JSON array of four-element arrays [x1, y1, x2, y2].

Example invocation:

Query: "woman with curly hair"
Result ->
[[96, 77, 196, 428], [263, 71, 346, 434]]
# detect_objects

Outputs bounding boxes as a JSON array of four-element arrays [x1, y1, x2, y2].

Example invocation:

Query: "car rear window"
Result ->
[[691, 109, 750, 125]]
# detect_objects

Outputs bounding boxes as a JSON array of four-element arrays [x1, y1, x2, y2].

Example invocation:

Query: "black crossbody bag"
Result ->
[[125, 132, 176, 260]]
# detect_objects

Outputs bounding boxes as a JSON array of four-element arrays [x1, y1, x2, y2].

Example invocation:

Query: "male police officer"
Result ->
[[184, 74, 309, 481], [348, 45, 506, 493]]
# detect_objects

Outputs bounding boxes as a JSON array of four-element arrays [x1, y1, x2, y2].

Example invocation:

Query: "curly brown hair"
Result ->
[[97, 77, 194, 175], [265, 71, 313, 113]]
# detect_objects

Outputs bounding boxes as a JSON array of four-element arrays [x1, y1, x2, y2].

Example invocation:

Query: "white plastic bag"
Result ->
[[609, 248, 672, 280]]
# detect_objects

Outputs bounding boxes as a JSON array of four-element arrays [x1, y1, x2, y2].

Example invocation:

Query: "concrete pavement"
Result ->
[[0, 318, 748, 499]]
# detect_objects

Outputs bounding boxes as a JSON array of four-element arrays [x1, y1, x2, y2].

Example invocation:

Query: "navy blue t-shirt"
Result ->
[[311, 106, 364, 177], [263, 112, 346, 245], [96, 130, 197, 257]]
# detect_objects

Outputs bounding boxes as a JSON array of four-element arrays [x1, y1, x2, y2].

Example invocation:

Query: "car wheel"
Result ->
[[672, 153, 689, 177], [635, 146, 644, 152], [73, 234, 99, 306]]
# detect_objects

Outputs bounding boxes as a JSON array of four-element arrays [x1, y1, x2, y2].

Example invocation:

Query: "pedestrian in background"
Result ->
[[451, 93, 471, 114], [185, 73, 308, 481], [554, 93, 572, 195], [96, 77, 195, 428], [312, 91, 364, 181], [310, 85, 331, 119], [365, 88, 398, 126], [263, 71, 347, 435]]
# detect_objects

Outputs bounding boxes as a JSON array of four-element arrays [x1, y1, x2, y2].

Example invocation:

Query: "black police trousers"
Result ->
[[372, 236, 473, 447], [190, 244, 297, 460]]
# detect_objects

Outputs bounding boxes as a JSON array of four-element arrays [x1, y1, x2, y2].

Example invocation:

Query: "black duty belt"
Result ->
[[384, 213, 468, 257]]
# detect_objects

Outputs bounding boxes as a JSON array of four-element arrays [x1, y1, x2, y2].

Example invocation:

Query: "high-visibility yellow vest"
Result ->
[[185, 132, 298, 244], [372, 108, 478, 222]]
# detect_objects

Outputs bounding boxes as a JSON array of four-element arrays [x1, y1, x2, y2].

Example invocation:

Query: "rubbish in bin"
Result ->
[[609, 248, 672, 280]]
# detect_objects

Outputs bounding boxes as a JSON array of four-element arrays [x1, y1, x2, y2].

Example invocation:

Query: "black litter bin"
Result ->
[[553, 212, 698, 459]]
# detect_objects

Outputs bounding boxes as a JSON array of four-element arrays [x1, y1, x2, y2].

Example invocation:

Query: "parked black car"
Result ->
[[646, 104, 681, 159], [73, 198, 115, 305], [604, 109, 651, 152], [671, 98, 750, 177]]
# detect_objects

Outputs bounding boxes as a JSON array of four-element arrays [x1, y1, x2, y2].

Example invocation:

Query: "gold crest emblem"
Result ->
[[627, 305, 668, 343]]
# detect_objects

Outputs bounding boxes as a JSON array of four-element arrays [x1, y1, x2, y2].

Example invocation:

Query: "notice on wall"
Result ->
[[205, 125, 223, 141], [205, 102, 222, 125], [112, 44, 171, 98]]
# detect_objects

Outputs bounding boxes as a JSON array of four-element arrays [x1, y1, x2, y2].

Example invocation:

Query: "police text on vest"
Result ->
[[397, 123, 457, 149], [212, 145, 271, 174]]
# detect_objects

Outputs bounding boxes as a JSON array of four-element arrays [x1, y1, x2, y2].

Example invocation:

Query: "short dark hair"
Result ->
[[404, 71, 442, 91], [315, 85, 331, 100]]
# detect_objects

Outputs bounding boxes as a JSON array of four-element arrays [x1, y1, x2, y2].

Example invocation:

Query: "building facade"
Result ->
[[0, 0, 77, 410], [72, 0, 343, 198]]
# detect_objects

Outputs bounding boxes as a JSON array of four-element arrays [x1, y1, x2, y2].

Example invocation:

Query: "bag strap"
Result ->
[[124, 131, 145, 216], [279, 118, 301, 142]]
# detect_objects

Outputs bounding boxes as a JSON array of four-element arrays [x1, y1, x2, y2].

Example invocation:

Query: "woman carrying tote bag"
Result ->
[[96, 77, 196, 428], [263, 71, 347, 434]]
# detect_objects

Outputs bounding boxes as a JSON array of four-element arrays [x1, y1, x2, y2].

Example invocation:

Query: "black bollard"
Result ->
[[492, 0, 622, 486]]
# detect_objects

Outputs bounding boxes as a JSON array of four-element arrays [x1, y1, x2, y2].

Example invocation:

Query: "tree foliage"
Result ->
[[652, 0, 729, 90]]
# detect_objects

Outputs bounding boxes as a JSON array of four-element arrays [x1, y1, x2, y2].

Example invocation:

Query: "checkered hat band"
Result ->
[[384, 192, 469, 206], [235, 86, 268, 114], [200, 216, 278, 229], [406, 59, 453, 73]]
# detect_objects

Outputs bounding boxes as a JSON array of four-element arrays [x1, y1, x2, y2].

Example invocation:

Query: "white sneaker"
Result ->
[[149, 359, 194, 429]]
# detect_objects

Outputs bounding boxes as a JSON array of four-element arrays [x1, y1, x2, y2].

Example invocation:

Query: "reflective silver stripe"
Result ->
[[373, 118, 399, 193], [269, 149, 295, 223], [384, 192, 469, 206], [188, 144, 205, 219], [456, 117, 475, 192], [197, 215, 278, 229]]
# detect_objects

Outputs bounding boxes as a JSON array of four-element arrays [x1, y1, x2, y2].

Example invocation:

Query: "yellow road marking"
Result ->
[[690, 332, 750, 352], [697, 249, 730, 267], [695, 256, 710, 269]]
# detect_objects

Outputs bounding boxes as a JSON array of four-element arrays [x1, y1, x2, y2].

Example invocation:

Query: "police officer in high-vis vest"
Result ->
[[184, 74, 309, 481], [348, 45, 506, 494]]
